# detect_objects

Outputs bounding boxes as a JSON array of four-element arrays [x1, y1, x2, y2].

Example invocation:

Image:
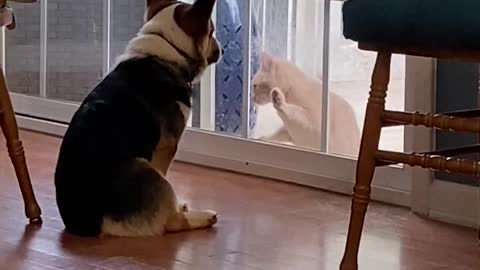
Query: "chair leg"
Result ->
[[0, 69, 42, 224], [340, 52, 391, 270]]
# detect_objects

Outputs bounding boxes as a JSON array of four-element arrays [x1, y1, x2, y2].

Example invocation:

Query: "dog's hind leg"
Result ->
[[101, 159, 179, 237], [101, 158, 217, 237]]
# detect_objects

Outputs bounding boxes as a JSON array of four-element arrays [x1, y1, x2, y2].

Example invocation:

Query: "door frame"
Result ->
[[409, 59, 479, 228]]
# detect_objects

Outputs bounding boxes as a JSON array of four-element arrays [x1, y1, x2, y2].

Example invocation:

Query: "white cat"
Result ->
[[252, 52, 360, 157]]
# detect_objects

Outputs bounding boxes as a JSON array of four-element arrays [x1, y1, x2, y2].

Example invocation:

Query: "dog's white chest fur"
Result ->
[[149, 101, 191, 177], [177, 101, 191, 125]]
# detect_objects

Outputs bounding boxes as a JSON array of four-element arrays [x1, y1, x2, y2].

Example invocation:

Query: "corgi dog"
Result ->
[[54, 0, 222, 237]]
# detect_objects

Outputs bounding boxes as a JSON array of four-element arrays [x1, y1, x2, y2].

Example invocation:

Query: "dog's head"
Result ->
[[124, 0, 221, 81]]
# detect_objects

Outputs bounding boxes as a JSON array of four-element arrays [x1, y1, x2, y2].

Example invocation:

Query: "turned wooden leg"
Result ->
[[340, 52, 391, 270], [0, 69, 42, 224]]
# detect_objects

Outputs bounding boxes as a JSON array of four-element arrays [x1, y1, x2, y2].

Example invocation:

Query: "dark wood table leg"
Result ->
[[340, 52, 392, 270], [0, 69, 41, 224]]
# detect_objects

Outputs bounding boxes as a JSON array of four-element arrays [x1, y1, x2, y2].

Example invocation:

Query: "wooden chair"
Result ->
[[0, 0, 41, 224], [339, 1, 480, 269]]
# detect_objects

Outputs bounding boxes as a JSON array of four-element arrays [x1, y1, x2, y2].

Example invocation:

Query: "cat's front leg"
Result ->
[[270, 88, 320, 149], [271, 87, 287, 111]]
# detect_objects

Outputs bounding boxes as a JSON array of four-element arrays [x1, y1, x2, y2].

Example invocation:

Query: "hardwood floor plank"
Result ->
[[0, 131, 479, 270]]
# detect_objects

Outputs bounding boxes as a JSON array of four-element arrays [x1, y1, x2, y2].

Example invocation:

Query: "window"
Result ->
[[6, 0, 406, 158], [5, 1, 41, 97], [46, 0, 105, 102], [192, 0, 406, 157]]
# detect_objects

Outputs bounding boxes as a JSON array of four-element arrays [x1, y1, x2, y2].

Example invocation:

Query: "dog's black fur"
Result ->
[[54, 56, 193, 237]]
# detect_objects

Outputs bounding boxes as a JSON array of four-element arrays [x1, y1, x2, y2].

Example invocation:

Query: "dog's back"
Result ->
[[55, 57, 191, 236]]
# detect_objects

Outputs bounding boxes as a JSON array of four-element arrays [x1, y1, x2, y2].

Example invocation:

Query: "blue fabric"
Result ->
[[215, 0, 259, 134], [342, 0, 480, 50]]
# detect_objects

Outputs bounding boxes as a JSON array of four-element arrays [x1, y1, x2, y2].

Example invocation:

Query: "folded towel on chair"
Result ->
[[0, 1, 36, 30], [0, 5, 14, 29]]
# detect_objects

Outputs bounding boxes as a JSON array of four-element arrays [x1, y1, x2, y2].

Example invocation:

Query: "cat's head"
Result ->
[[252, 52, 287, 105]]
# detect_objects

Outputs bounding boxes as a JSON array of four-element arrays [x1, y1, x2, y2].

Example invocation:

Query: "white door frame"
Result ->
[[404, 57, 436, 215], [407, 59, 479, 228]]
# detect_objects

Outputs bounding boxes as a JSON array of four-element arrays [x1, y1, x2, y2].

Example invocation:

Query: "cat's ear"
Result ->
[[261, 52, 273, 72]]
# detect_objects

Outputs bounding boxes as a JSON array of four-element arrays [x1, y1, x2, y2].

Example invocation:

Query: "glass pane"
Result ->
[[207, 0, 255, 136], [190, 0, 255, 136], [46, 0, 105, 103], [328, 0, 405, 157], [110, 0, 143, 67], [249, 0, 325, 150], [5, 1, 41, 96]]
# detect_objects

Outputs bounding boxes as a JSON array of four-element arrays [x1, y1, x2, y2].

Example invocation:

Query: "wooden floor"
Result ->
[[0, 131, 479, 270]]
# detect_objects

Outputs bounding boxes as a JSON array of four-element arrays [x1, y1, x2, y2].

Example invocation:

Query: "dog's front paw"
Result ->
[[270, 87, 286, 110], [186, 210, 218, 229], [179, 203, 189, 212], [206, 210, 218, 226]]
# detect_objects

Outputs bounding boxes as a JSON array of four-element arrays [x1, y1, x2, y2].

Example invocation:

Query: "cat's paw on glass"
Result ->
[[270, 87, 286, 110]]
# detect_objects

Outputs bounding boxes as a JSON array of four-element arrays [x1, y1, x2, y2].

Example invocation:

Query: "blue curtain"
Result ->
[[215, 0, 260, 134]]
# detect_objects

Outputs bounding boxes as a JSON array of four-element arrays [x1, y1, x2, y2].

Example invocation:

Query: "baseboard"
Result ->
[[176, 150, 411, 207], [429, 180, 479, 229], [16, 115, 67, 137], [429, 210, 479, 229]]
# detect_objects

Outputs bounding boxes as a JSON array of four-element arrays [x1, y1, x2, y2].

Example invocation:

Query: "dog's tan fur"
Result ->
[[101, 0, 221, 237]]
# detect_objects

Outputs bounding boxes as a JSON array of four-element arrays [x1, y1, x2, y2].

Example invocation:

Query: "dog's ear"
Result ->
[[145, 0, 177, 21], [188, 0, 216, 27], [175, 0, 216, 39]]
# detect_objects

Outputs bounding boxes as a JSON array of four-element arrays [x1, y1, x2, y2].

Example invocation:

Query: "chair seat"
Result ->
[[342, 0, 480, 51]]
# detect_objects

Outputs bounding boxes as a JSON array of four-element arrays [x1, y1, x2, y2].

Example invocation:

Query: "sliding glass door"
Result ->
[[5, 0, 433, 208], [178, 0, 418, 206]]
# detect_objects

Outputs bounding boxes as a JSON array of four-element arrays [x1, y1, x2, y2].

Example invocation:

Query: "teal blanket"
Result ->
[[342, 0, 480, 50]]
